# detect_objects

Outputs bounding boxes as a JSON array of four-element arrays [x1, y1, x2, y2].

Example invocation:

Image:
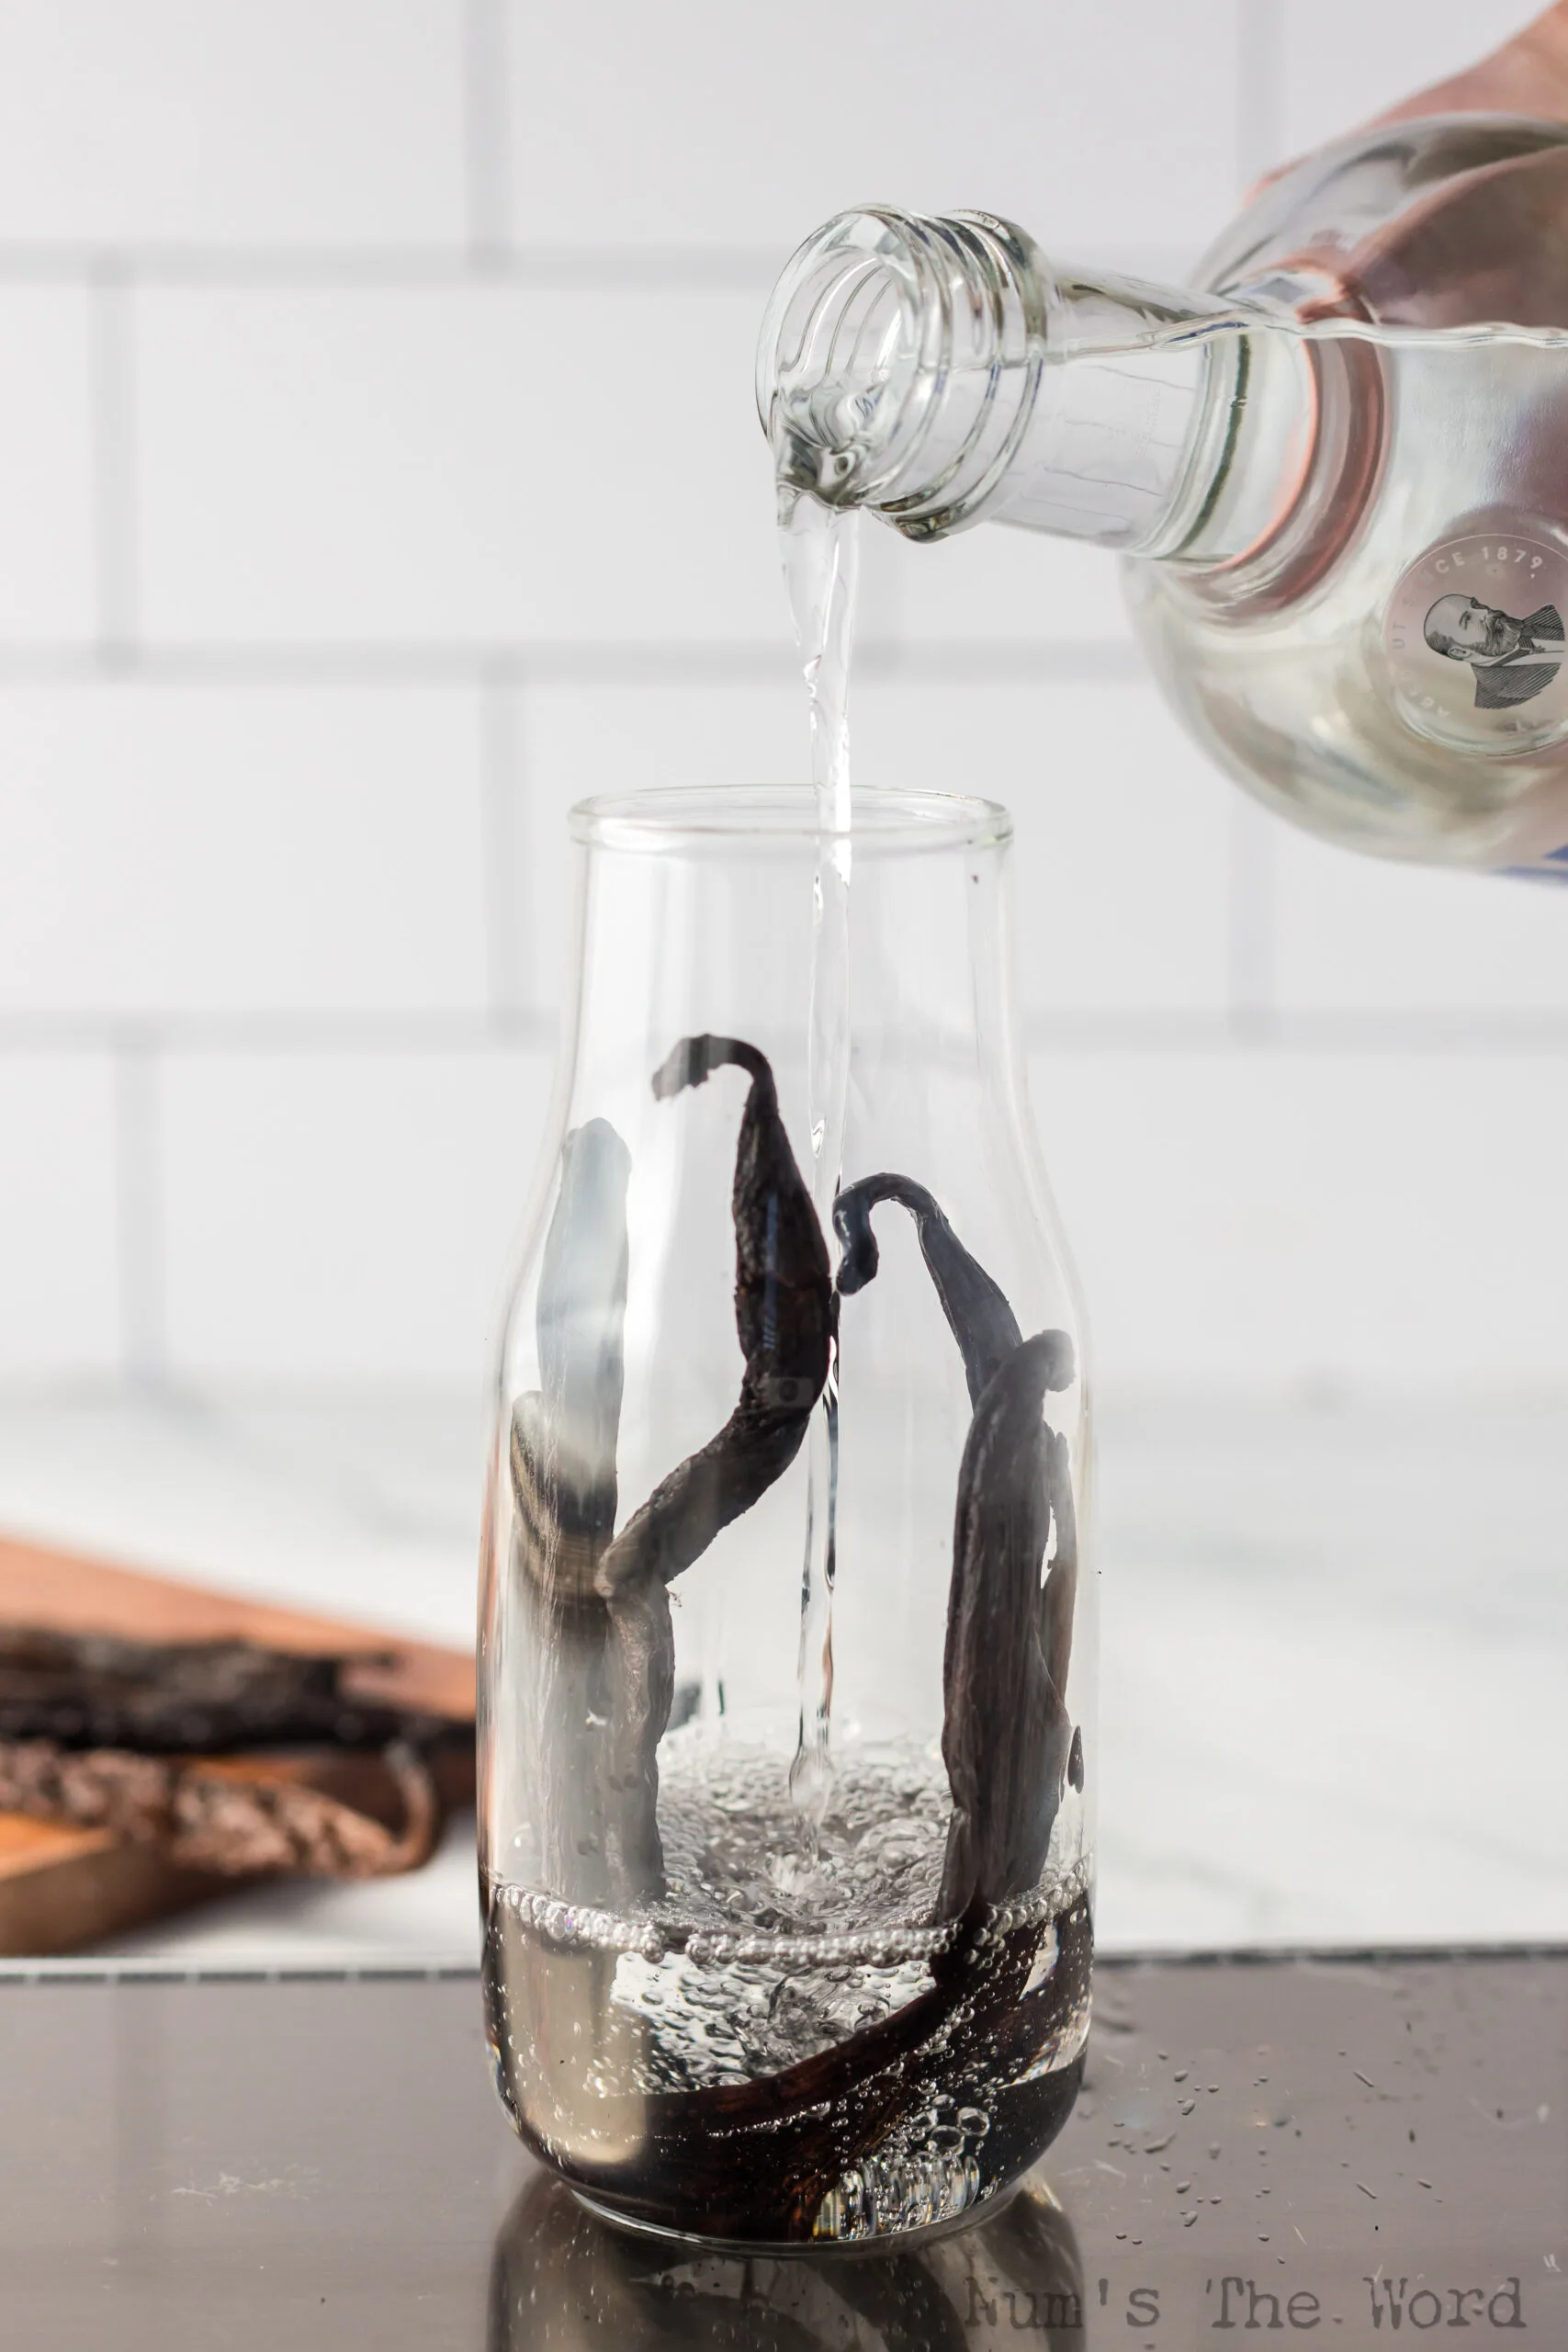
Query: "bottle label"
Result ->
[[1382, 525, 1568, 755]]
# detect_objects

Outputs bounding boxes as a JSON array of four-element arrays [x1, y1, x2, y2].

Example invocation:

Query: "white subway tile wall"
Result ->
[[0, 2, 468, 249], [1034, 1047, 1568, 1385], [516, 679, 805, 1009], [0, 1056, 120, 1377], [1272, 828, 1568, 1012], [861, 525, 1136, 649], [852, 679, 1236, 1017], [0, 0, 1562, 1388], [0, 684, 490, 1013], [159, 1047, 551, 1381], [134, 287, 784, 646], [0, 290, 96, 644], [504, 0, 1245, 259]]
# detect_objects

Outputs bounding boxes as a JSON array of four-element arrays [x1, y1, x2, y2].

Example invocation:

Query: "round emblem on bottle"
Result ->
[[1382, 524, 1568, 754]]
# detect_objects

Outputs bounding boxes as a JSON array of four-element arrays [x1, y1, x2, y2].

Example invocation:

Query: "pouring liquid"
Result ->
[[778, 486, 860, 1839]]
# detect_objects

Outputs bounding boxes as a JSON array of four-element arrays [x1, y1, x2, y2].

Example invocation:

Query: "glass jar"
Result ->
[[478, 786, 1095, 2249]]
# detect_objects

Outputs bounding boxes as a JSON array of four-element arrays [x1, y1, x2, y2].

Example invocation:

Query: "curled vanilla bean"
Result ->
[[511, 1116, 631, 1608], [829, 1173, 1081, 1920], [833, 1171, 1021, 1404], [592, 1037, 833, 1897], [938, 1329, 1077, 1919], [507, 1118, 635, 1902], [596, 1037, 833, 1601]]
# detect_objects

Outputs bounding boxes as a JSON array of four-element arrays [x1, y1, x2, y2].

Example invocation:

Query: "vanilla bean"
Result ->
[[829, 1175, 1081, 1920], [510, 1067, 831, 1903], [0, 1627, 451, 1756], [833, 1172, 1021, 1404], [508, 1891, 1092, 2242], [595, 1037, 833, 1601], [1043, 1422, 1078, 1709], [938, 1329, 1077, 1919], [0, 1734, 442, 1879], [592, 1039, 833, 1896], [507, 1118, 634, 1903], [511, 1117, 631, 1606]]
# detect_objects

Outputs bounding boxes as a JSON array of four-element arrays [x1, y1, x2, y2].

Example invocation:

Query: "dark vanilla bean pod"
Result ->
[[833, 1172, 1021, 1404], [829, 1174, 1081, 1919], [593, 1038, 833, 1891], [0, 1627, 455, 1757], [0, 1733, 445, 1877], [512, 1117, 631, 1604], [938, 1329, 1077, 1921], [598, 1577, 676, 1898], [523, 1893, 1092, 2241], [596, 1037, 833, 1600], [507, 1119, 635, 1902], [1042, 1423, 1078, 1706], [537, 1119, 631, 1566]]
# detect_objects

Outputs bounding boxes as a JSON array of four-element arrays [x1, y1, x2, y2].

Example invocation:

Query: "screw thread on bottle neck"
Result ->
[[759, 208, 1299, 557], [758, 207, 1047, 536]]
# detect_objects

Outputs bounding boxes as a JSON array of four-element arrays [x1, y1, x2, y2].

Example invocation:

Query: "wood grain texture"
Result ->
[[0, 1814, 228, 1956], [0, 1531, 475, 1955], [0, 1531, 475, 1717]]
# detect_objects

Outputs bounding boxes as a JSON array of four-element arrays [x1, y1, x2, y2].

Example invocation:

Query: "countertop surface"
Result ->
[[0, 1948, 1560, 2350], [0, 1385, 1562, 1962]]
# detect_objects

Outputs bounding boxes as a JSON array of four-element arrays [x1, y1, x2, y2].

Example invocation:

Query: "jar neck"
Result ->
[[554, 791, 1027, 1170], [757, 207, 1323, 562]]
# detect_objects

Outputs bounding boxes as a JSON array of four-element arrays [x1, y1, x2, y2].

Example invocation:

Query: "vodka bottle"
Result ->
[[757, 117, 1568, 876]]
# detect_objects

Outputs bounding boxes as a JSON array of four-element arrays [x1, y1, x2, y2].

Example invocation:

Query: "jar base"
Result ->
[[569, 2176, 1026, 2259]]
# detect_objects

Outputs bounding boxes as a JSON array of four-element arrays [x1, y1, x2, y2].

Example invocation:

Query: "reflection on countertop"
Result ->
[[489, 2171, 1085, 2350], [0, 1951, 1560, 2346]]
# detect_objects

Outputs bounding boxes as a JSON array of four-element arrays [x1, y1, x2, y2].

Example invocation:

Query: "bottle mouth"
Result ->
[[756, 208, 1048, 536], [755, 209, 930, 507], [571, 786, 1012, 856]]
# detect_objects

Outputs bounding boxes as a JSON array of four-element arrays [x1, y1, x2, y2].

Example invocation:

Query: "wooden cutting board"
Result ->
[[0, 1530, 476, 1958]]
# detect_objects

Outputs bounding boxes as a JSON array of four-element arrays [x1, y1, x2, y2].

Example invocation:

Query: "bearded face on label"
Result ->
[[1423, 592, 1566, 709]]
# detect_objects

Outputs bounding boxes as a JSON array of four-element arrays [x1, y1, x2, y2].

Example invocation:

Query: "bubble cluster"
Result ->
[[487, 1735, 1094, 2228], [815, 2145, 983, 2243]]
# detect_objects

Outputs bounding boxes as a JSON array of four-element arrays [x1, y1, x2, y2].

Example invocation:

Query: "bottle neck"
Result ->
[[757, 209, 1325, 566]]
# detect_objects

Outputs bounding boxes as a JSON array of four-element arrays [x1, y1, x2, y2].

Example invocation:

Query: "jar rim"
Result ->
[[570, 786, 1013, 854]]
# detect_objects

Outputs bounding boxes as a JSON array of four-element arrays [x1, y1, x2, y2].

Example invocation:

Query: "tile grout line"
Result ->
[[87, 258, 139, 665], [0, 243, 1202, 293], [112, 1037, 167, 1389], [0, 1012, 558, 1052], [0, 1009, 1556, 1056], [1025, 1009, 1568, 1054], [0, 639, 1145, 687], [461, 0, 513, 267]]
